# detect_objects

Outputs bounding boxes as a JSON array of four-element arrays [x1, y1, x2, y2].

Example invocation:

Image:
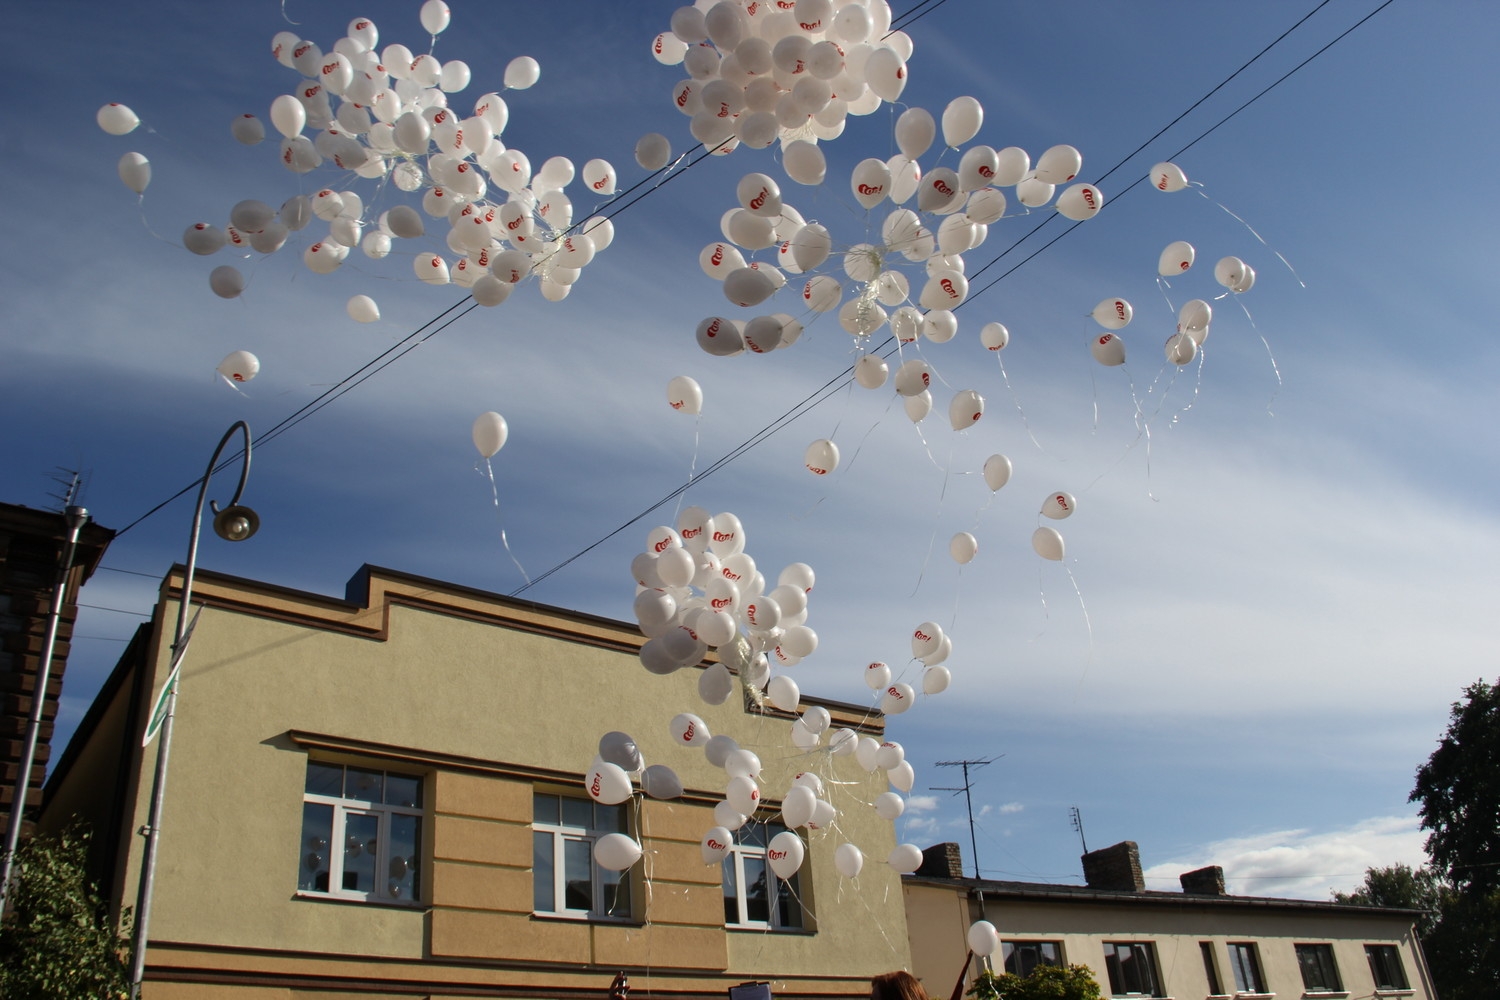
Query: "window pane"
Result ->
[[534, 793, 559, 826], [1004, 942, 1061, 977], [739, 823, 769, 849], [563, 837, 593, 910], [1365, 945, 1408, 990], [1200, 942, 1223, 995], [722, 857, 740, 923], [1296, 944, 1341, 991], [1230, 944, 1263, 993], [342, 812, 379, 892], [1105, 943, 1157, 996], [561, 796, 592, 829], [299, 801, 333, 892], [773, 874, 801, 929], [602, 862, 631, 918], [346, 767, 384, 803], [305, 761, 343, 797], [534, 830, 555, 911], [743, 855, 770, 923], [388, 813, 421, 901], [385, 773, 421, 809], [595, 801, 627, 834]]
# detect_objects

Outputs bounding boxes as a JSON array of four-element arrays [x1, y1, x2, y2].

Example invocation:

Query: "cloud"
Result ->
[[905, 795, 940, 812], [1141, 815, 1427, 900], [998, 802, 1025, 815]]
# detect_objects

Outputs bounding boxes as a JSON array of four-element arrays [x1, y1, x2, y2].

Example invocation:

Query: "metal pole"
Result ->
[[129, 422, 253, 999], [0, 505, 90, 911]]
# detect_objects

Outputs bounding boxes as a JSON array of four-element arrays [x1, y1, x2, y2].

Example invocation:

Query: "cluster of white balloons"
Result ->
[[653, 0, 916, 154], [103, 3, 619, 312]]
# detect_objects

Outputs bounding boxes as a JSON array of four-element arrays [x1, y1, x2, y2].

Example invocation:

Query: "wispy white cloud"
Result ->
[[1141, 815, 1427, 900]]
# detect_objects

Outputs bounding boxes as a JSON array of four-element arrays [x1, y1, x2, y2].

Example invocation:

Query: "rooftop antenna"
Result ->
[[1070, 806, 1089, 854], [932, 755, 1001, 879], [46, 468, 85, 511]]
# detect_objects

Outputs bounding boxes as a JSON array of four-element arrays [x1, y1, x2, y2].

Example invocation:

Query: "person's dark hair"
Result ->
[[872, 971, 929, 1000]]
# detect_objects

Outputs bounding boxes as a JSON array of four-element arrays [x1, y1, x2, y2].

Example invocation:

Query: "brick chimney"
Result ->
[[1082, 841, 1145, 891], [917, 842, 965, 879], [1179, 865, 1226, 895]]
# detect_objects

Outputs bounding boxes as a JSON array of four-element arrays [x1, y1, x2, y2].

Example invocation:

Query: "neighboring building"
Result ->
[[0, 501, 114, 835], [43, 563, 910, 999], [905, 841, 1435, 1000]]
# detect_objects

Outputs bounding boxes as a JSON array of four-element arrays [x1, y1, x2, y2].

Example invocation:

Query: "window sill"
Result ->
[[726, 924, 815, 936], [532, 911, 642, 927], [1300, 994, 1348, 999], [1373, 992, 1413, 998], [294, 890, 425, 909]]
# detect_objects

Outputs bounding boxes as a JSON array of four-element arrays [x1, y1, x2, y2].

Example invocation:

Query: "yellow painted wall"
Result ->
[[110, 569, 909, 994]]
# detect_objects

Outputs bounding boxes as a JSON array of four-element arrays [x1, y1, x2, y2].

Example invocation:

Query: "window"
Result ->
[[1295, 944, 1343, 992], [1365, 945, 1409, 991], [1003, 941, 1063, 977], [722, 819, 805, 930], [1228, 943, 1267, 994], [1103, 942, 1163, 997], [533, 792, 633, 920], [1200, 942, 1225, 996], [298, 761, 423, 904]]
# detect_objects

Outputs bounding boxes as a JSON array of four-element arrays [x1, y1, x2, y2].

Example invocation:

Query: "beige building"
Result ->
[[44, 563, 911, 999], [904, 841, 1435, 999]]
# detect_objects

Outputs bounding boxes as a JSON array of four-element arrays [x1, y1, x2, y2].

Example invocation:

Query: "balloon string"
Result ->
[[1194, 187, 1306, 288], [1064, 563, 1097, 702], [1231, 295, 1284, 415], [839, 385, 895, 476], [993, 356, 1044, 452], [674, 416, 702, 522], [482, 457, 532, 586]]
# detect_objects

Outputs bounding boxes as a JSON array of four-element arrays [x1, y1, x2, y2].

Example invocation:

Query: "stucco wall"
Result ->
[[112, 571, 908, 993]]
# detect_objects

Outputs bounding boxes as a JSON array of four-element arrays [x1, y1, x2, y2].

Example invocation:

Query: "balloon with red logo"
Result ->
[[1150, 161, 1189, 193], [1056, 183, 1104, 221], [767, 831, 806, 879], [217, 351, 259, 383], [701, 826, 734, 865], [1090, 333, 1126, 366], [667, 375, 703, 415], [1041, 492, 1076, 520], [1158, 241, 1196, 276], [585, 759, 633, 805], [1092, 298, 1133, 330]]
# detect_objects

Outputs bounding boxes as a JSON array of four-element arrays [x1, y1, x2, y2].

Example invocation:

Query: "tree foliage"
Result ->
[[0, 825, 131, 1000], [967, 965, 1103, 1000], [1332, 862, 1450, 937], [1406, 677, 1500, 1000], [1411, 678, 1500, 893]]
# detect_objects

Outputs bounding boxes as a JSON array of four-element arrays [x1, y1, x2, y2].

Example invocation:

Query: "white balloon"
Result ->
[[504, 56, 540, 90], [854, 354, 889, 389], [667, 375, 703, 415], [922, 665, 952, 695], [1092, 298, 1132, 330], [888, 760, 915, 793], [346, 295, 380, 323], [895, 106, 935, 160], [1041, 491, 1076, 520], [882, 682, 914, 715], [593, 832, 642, 871], [586, 760, 633, 805], [949, 532, 978, 564], [1055, 183, 1104, 221], [864, 661, 892, 691], [1032, 526, 1065, 561], [117, 152, 150, 194], [472, 412, 508, 458], [1158, 240, 1196, 277], [783, 140, 826, 185], [97, 102, 140, 135], [1165, 331, 1198, 365], [1150, 161, 1189, 192], [835, 843, 864, 878], [874, 791, 905, 820], [1090, 332, 1126, 366], [781, 785, 817, 828], [983, 454, 1012, 491], [888, 843, 923, 874], [725, 773, 761, 815], [701, 826, 734, 865], [767, 674, 801, 713], [948, 389, 984, 430], [1035, 144, 1082, 184], [208, 266, 244, 299], [941, 96, 983, 147], [767, 831, 805, 879], [968, 920, 1000, 957], [419, 0, 451, 35], [980, 322, 1010, 352]]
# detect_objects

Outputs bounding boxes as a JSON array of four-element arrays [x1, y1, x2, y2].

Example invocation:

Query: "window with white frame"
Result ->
[[298, 761, 423, 904], [1228, 942, 1267, 994], [1103, 941, 1164, 997], [532, 792, 633, 920], [721, 819, 805, 931], [1295, 943, 1343, 992], [1002, 941, 1063, 977], [1364, 945, 1409, 991]]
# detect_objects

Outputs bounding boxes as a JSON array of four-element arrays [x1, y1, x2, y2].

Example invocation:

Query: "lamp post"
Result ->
[[0, 505, 91, 911], [129, 422, 259, 999]]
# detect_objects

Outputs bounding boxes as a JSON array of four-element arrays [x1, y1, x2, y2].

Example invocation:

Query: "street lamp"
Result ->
[[129, 421, 258, 999]]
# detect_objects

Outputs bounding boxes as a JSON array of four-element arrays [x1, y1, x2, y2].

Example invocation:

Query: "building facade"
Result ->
[[0, 501, 113, 834], [44, 563, 910, 999], [904, 841, 1435, 1000]]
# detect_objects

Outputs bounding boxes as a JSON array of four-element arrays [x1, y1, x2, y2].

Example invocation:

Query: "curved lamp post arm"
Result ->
[[130, 421, 255, 999]]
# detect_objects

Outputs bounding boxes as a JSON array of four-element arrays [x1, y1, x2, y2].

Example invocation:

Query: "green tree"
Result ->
[[967, 965, 1103, 1000], [0, 825, 131, 1000], [1332, 862, 1451, 938], [1408, 677, 1500, 1000]]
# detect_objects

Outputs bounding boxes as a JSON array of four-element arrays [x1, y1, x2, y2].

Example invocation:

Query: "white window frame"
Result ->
[[722, 822, 805, 931], [532, 793, 634, 922], [298, 764, 423, 906], [1228, 941, 1269, 994]]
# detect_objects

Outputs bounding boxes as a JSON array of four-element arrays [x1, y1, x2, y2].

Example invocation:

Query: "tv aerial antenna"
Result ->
[[932, 755, 1001, 879]]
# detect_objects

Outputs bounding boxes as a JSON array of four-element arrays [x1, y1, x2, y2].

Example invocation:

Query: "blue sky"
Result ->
[[4, 0, 1497, 901]]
